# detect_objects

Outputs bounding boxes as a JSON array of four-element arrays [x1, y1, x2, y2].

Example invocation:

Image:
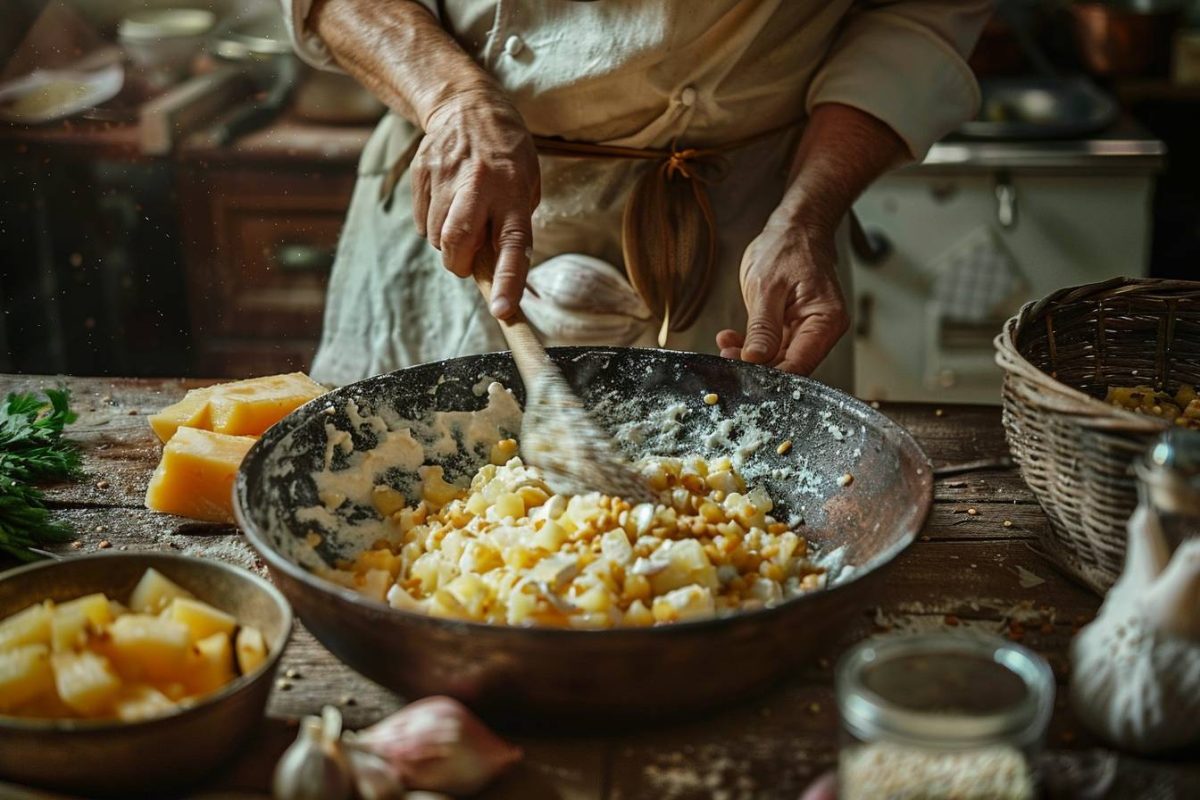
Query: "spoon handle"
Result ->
[[472, 247, 553, 383]]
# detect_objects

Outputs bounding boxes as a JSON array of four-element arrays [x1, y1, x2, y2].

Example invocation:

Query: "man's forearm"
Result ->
[[311, 0, 498, 127], [775, 103, 906, 232]]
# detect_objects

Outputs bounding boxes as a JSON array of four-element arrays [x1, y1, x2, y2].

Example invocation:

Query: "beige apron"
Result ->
[[309, 114, 854, 390]]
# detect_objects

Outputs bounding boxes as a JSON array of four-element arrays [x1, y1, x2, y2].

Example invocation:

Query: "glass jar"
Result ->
[[836, 633, 1054, 800], [1136, 428, 1200, 555]]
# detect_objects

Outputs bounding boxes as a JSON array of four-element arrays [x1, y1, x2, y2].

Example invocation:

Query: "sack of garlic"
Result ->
[[345, 696, 524, 796], [1070, 431, 1200, 754]]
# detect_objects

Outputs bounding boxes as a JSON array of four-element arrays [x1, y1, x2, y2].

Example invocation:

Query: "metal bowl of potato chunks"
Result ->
[[0, 552, 292, 797]]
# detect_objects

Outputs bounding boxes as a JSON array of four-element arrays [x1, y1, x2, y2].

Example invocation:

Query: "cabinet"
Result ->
[[177, 118, 369, 376]]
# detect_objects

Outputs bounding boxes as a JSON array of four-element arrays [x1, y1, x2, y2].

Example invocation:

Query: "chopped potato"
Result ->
[[322, 454, 826, 628], [129, 568, 194, 615], [235, 626, 268, 675], [169, 598, 236, 641], [0, 602, 52, 652], [52, 650, 121, 715], [51, 593, 113, 652], [0, 644, 54, 712], [0, 569, 270, 721]]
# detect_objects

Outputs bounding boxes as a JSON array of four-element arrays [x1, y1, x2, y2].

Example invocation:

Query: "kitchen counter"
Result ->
[[919, 116, 1165, 173], [1, 374, 1198, 799]]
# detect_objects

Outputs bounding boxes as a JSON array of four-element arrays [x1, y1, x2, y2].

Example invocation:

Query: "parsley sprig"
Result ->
[[0, 389, 80, 561]]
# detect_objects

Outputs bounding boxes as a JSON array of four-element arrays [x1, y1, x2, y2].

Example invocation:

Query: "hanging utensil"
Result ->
[[472, 248, 652, 502]]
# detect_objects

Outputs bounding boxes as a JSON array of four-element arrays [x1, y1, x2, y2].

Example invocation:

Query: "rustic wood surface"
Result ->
[[1, 375, 1197, 800]]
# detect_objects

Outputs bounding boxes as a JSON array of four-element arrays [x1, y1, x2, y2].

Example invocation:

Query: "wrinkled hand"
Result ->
[[413, 89, 540, 319], [717, 218, 849, 375]]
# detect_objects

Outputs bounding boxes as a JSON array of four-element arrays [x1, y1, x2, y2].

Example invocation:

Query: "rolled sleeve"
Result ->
[[806, 2, 991, 161], [280, 0, 441, 71]]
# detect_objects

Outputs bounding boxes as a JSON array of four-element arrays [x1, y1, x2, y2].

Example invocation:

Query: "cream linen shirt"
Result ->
[[282, 0, 990, 388]]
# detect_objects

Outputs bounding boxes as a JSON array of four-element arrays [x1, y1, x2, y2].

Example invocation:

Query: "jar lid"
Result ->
[[1139, 429, 1200, 515], [836, 633, 1054, 749]]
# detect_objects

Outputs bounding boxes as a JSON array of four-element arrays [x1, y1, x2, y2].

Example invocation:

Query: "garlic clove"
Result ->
[[273, 706, 354, 800], [347, 746, 406, 800], [350, 696, 523, 795]]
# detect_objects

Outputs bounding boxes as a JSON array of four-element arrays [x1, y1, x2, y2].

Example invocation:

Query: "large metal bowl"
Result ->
[[0, 553, 293, 797], [235, 348, 932, 726]]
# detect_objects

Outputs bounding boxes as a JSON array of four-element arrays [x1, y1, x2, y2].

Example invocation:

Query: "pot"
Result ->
[[1070, 0, 1184, 79], [234, 348, 933, 728]]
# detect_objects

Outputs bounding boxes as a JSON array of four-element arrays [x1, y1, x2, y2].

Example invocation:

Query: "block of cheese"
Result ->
[[206, 372, 326, 437], [148, 387, 214, 443], [149, 372, 325, 443], [145, 428, 256, 523]]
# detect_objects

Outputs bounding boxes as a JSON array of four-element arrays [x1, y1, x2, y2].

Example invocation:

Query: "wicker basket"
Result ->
[[994, 277, 1200, 594]]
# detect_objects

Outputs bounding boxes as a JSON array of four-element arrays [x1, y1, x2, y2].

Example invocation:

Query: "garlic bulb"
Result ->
[[1071, 506, 1200, 753], [347, 746, 406, 800], [346, 696, 523, 795], [274, 706, 355, 800], [522, 254, 657, 347]]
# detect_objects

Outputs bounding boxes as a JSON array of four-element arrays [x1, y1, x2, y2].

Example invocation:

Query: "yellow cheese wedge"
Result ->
[[207, 372, 326, 437], [144, 428, 256, 523], [148, 386, 214, 443], [149, 373, 325, 443]]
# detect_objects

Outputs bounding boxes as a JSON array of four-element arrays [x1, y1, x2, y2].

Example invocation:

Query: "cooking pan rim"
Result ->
[[234, 347, 933, 639]]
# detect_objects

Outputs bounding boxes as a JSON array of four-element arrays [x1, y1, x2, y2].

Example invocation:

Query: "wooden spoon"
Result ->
[[473, 248, 652, 502]]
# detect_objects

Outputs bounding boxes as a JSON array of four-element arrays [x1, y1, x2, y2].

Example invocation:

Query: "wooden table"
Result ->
[[2, 375, 1197, 799]]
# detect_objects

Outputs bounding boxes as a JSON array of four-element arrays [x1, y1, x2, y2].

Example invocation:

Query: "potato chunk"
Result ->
[[185, 633, 235, 695], [51, 593, 114, 652], [234, 626, 268, 675], [169, 598, 236, 642], [0, 644, 54, 712], [106, 614, 190, 682], [114, 684, 175, 722], [0, 602, 52, 652], [129, 568, 195, 615], [52, 650, 121, 716]]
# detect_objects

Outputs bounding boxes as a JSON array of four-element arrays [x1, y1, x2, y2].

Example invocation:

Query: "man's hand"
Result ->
[[719, 103, 906, 375], [413, 90, 540, 319], [717, 218, 847, 375], [311, 0, 538, 319]]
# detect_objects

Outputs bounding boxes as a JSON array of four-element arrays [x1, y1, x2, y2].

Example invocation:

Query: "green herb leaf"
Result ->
[[0, 389, 80, 560]]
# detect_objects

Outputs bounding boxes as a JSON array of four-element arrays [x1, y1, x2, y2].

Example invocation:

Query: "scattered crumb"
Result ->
[[338, 694, 356, 706], [935, 409, 944, 417], [1013, 565, 1045, 589], [95, 480, 110, 490], [275, 679, 292, 691], [703, 393, 719, 406], [98, 539, 111, 549], [94, 524, 107, 532], [870, 400, 881, 409], [70, 540, 82, 550], [838, 473, 854, 487], [967, 507, 978, 516], [284, 668, 301, 680], [776, 440, 793, 455]]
